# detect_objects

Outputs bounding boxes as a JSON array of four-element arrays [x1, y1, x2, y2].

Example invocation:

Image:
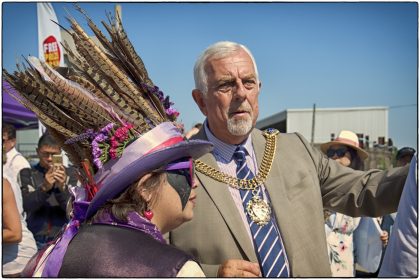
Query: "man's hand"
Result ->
[[217, 259, 261, 277], [53, 165, 68, 192], [41, 165, 56, 192]]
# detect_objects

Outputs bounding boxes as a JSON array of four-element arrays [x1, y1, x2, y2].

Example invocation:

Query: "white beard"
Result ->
[[227, 115, 253, 136]]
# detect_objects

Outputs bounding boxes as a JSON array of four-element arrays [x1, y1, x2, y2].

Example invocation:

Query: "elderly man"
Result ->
[[168, 41, 409, 277]]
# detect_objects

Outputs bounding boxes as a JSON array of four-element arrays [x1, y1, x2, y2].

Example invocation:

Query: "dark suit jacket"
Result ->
[[169, 128, 408, 277]]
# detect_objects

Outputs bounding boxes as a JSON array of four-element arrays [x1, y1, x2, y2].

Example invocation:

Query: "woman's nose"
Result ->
[[192, 175, 198, 189]]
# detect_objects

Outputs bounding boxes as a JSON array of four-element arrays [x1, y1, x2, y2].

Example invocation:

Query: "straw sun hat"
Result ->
[[320, 130, 369, 160]]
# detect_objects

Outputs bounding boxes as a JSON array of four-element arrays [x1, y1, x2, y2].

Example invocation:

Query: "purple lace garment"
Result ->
[[40, 186, 165, 277]]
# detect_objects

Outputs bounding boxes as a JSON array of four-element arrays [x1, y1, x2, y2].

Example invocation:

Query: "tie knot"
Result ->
[[233, 146, 247, 164]]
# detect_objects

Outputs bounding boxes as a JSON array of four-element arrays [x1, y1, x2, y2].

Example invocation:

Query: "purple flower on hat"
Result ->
[[140, 83, 179, 121], [65, 129, 95, 145], [91, 122, 138, 169], [101, 123, 114, 134], [92, 146, 101, 158], [93, 158, 103, 169], [94, 133, 107, 143]]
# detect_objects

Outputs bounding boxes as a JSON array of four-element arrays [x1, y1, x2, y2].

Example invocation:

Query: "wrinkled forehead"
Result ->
[[208, 47, 256, 67], [205, 49, 256, 79]]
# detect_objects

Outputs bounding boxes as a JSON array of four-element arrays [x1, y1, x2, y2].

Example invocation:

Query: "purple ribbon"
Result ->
[[41, 199, 89, 277]]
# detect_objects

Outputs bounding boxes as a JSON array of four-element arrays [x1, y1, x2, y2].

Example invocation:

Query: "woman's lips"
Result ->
[[189, 195, 197, 205]]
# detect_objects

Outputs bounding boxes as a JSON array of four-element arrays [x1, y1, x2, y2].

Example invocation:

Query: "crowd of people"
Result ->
[[2, 9, 417, 278]]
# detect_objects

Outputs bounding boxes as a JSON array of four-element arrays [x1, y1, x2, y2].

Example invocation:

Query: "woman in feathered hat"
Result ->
[[3, 6, 212, 277]]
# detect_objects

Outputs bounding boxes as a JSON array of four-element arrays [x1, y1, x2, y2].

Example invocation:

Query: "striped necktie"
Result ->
[[233, 146, 289, 277]]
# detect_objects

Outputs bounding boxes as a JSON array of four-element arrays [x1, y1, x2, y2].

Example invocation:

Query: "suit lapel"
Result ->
[[193, 128, 257, 262]]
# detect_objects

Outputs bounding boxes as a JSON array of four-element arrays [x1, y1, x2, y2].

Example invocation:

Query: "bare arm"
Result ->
[[3, 178, 22, 243]]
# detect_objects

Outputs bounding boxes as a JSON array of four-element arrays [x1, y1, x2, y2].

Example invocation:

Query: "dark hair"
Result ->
[[347, 147, 364, 171], [92, 172, 165, 222], [396, 147, 416, 160], [2, 123, 16, 140], [193, 123, 203, 129], [38, 132, 59, 149]]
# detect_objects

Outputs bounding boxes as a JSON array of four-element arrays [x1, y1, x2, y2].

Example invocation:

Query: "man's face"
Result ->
[[37, 145, 61, 169], [193, 49, 260, 145], [2, 132, 15, 153]]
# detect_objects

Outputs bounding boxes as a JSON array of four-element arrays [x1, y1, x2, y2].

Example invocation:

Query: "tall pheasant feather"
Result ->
[[2, 4, 180, 171]]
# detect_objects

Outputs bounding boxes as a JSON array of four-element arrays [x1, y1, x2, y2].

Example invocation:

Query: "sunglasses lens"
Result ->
[[337, 149, 346, 157], [327, 148, 347, 158], [165, 157, 195, 209]]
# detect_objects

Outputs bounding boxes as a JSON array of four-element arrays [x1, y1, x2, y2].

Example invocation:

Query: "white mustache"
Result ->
[[228, 102, 252, 115]]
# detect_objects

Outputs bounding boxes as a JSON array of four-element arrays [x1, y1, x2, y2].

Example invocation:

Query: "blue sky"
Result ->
[[2, 2, 418, 149]]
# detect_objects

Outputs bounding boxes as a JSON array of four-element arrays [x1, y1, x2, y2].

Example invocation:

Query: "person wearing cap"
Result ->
[[320, 130, 388, 277], [168, 41, 409, 277], [396, 147, 416, 167], [4, 9, 213, 278]]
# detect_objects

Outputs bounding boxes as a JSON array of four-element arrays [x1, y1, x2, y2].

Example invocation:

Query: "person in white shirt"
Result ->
[[3, 123, 31, 182], [2, 144, 37, 277]]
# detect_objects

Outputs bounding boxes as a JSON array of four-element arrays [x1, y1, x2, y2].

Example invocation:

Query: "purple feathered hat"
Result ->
[[4, 6, 214, 277], [86, 121, 212, 219]]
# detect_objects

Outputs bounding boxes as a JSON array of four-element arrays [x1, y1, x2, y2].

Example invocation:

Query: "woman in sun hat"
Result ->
[[4, 6, 212, 277], [320, 130, 368, 171], [321, 130, 364, 276], [320, 130, 388, 277]]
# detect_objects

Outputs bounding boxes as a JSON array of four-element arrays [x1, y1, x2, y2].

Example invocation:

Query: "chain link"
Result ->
[[195, 129, 279, 190]]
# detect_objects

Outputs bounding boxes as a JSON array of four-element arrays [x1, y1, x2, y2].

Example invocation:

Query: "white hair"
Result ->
[[193, 41, 259, 95]]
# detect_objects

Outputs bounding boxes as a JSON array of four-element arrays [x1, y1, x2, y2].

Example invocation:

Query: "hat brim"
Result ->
[[320, 141, 368, 160], [86, 139, 213, 219]]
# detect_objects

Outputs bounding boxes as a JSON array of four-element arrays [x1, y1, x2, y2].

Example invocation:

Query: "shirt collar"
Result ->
[[6, 147, 17, 158], [204, 119, 253, 162]]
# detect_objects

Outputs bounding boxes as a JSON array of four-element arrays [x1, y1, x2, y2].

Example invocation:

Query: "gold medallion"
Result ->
[[246, 196, 271, 226], [195, 128, 279, 227]]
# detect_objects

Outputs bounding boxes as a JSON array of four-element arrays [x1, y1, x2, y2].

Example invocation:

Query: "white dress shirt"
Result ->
[[4, 147, 31, 184]]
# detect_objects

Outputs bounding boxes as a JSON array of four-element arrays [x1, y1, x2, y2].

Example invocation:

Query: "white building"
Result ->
[[256, 106, 389, 146]]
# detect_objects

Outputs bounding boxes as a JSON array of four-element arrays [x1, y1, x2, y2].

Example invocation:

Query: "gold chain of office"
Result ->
[[194, 128, 279, 190]]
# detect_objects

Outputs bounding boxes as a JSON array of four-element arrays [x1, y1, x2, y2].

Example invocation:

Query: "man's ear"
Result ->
[[192, 89, 208, 116]]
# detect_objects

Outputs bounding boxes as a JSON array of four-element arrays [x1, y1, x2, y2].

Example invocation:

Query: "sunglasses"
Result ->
[[165, 157, 195, 187], [39, 152, 61, 158], [165, 157, 195, 209], [326, 148, 348, 158]]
